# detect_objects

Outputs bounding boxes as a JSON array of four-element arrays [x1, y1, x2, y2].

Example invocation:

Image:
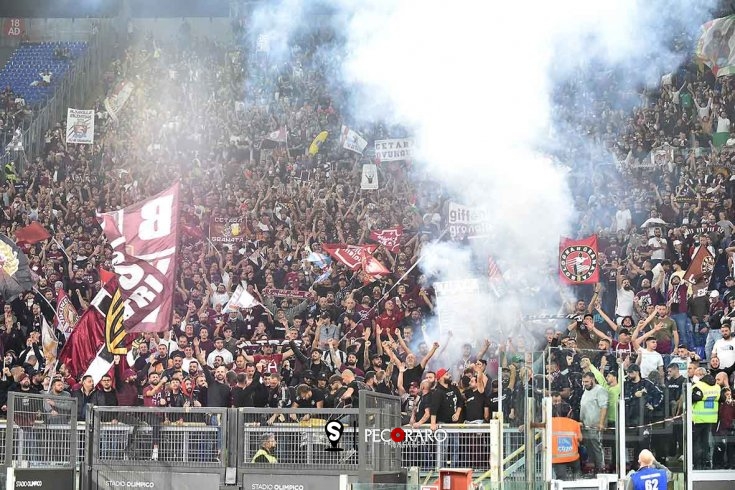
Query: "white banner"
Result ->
[[361, 163, 379, 190], [446, 202, 491, 239], [104, 80, 135, 123], [340, 125, 368, 154], [66, 108, 95, 145], [374, 138, 413, 162], [434, 279, 484, 337]]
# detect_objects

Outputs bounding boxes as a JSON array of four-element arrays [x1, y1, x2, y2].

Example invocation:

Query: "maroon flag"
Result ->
[[57, 306, 105, 380], [15, 221, 50, 245], [369, 226, 403, 252], [98, 182, 180, 332], [559, 235, 600, 285], [684, 245, 715, 298], [321, 244, 377, 271]]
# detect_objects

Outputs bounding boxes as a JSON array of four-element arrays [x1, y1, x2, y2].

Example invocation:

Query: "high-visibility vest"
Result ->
[[251, 449, 277, 463], [692, 381, 720, 424], [551, 417, 581, 464]]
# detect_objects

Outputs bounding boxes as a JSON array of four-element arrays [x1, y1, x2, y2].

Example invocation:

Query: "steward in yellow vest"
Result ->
[[251, 433, 278, 463]]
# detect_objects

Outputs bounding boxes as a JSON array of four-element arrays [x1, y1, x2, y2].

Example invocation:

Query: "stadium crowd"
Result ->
[[0, 21, 732, 475]]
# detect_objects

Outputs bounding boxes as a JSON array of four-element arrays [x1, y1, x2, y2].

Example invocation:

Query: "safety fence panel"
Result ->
[[238, 407, 361, 471], [4, 392, 78, 469], [89, 406, 228, 468]]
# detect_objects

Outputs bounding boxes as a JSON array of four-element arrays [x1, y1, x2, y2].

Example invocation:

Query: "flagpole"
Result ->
[[338, 228, 449, 344]]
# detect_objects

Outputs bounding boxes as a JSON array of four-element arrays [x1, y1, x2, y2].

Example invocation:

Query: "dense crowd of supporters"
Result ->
[[0, 21, 733, 474]]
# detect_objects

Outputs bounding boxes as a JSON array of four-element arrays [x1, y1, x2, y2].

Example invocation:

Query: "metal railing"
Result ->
[[88, 406, 228, 468], [4, 392, 78, 469]]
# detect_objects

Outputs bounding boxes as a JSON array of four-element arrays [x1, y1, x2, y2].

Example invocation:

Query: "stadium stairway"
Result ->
[[0, 41, 87, 107]]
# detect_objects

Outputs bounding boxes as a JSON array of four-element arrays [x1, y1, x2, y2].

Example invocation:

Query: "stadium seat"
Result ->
[[0, 41, 88, 106]]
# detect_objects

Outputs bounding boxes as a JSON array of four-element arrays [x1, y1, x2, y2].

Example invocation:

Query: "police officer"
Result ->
[[626, 449, 670, 490], [251, 433, 277, 463]]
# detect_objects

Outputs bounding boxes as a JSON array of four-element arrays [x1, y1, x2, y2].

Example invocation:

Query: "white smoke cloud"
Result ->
[[246, 0, 716, 348]]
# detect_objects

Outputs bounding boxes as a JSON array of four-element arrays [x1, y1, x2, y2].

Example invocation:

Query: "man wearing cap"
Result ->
[[723, 276, 735, 304]]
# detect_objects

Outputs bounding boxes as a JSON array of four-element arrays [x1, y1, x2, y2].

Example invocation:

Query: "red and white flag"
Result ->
[[56, 288, 79, 339], [98, 182, 180, 332], [369, 226, 403, 252], [559, 235, 600, 285], [360, 248, 390, 278], [322, 244, 377, 271]]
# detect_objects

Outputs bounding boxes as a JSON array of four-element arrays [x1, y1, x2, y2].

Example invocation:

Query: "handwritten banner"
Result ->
[[209, 217, 247, 243], [374, 138, 413, 162]]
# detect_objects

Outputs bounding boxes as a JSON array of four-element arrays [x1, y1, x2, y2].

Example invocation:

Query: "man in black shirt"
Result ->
[[205, 366, 231, 407], [429, 368, 463, 467], [463, 375, 489, 423], [340, 369, 362, 408], [665, 363, 686, 458]]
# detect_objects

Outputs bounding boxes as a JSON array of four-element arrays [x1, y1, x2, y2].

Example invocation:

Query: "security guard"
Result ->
[[251, 433, 277, 463], [692, 368, 720, 469], [551, 416, 583, 480]]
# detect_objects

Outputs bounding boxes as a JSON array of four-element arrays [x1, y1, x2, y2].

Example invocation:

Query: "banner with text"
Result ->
[[374, 138, 413, 162], [98, 182, 180, 332], [66, 108, 95, 145], [434, 279, 485, 337], [446, 202, 491, 239], [209, 216, 247, 243], [340, 125, 368, 154]]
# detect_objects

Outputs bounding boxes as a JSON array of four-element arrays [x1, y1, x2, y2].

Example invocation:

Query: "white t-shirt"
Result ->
[[615, 209, 632, 233], [717, 116, 731, 134], [647, 236, 667, 261], [207, 348, 234, 367], [638, 348, 664, 378], [616, 287, 635, 317], [712, 337, 735, 369]]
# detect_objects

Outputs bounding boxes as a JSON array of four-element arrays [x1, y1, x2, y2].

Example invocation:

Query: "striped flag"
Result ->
[[487, 255, 507, 298]]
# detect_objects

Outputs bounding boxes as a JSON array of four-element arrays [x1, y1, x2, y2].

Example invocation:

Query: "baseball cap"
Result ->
[[436, 368, 449, 380], [618, 328, 631, 336], [627, 364, 640, 373], [727, 276, 734, 281], [409, 381, 419, 389], [317, 372, 329, 381], [329, 374, 342, 384], [364, 371, 376, 383]]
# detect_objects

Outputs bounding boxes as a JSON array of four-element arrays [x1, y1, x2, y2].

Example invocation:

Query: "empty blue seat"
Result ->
[[0, 41, 88, 106]]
